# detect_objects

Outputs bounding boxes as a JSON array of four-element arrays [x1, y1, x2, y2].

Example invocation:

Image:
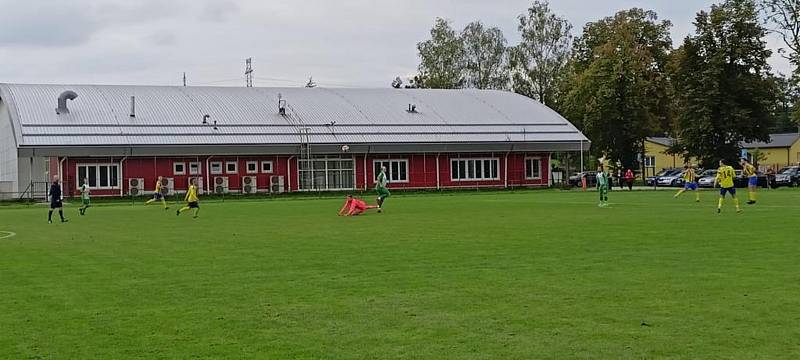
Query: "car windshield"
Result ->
[[655, 170, 671, 176], [779, 168, 797, 174], [700, 170, 717, 177]]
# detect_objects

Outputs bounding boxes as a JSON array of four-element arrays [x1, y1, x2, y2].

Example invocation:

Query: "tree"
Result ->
[[416, 18, 465, 89], [509, 1, 573, 108], [670, 0, 777, 168], [563, 9, 673, 169], [759, 0, 800, 66], [461, 21, 509, 89], [772, 74, 799, 132]]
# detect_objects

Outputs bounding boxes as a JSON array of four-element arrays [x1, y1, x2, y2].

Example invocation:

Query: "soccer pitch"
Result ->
[[1, 190, 798, 359]]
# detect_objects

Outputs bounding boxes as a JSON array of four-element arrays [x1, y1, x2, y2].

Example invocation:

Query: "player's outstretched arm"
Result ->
[[338, 201, 349, 216], [346, 202, 358, 216]]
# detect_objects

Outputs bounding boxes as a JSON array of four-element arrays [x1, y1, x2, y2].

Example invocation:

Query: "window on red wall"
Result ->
[[373, 159, 408, 183], [451, 158, 499, 181], [189, 162, 201, 175], [246, 161, 258, 174], [226, 161, 238, 174], [77, 164, 119, 189], [173, 162, 186, 175], [525, 158, 542, 179], [261, 161, 273, 173]]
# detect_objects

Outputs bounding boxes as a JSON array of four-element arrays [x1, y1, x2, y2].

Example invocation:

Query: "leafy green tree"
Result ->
[[772, 74, 799, 132], [416, 18, 465, 89], [670, 0, 777, 167], [461, 21, 509, 89], [563, 9, 673, 168], [509, 1, 573, 108]]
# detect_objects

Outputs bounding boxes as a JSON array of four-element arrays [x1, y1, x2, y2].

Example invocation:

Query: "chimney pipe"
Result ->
[[55, 90, 78, 114], [129, 96, 136, 118]]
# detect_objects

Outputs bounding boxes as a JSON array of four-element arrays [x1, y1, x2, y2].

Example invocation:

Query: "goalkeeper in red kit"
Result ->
[[338, 195, 380, 216]]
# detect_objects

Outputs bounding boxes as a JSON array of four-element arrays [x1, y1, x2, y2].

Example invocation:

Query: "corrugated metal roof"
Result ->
[[743, 133, 800, 149], [0, 83, 588, 148]]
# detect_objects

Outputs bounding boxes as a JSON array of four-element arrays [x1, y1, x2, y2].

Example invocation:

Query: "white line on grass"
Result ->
[[0, 231, 17, 239]]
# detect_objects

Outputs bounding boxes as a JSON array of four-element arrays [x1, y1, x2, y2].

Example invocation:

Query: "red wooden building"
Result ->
[[0, 84, 589, 198]]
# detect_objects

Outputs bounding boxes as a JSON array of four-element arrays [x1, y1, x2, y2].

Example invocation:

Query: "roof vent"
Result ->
[[55, 90, 78, 115], [278, 93, 287, 116], [202, 114, 210, 124], [407, 104, 417, 113], [129, 96, 136, 118]]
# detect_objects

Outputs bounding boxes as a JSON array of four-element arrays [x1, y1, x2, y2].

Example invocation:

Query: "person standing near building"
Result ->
[[48, 175, 67, 223], [145, 176, 169, 210], [617, 169, 623, 190], [79, 177, 91, 215], [624, 169, 634, 190], [177, 178, 200, 218], [597, 166, 609, 207], [375, 165, 390, 211], [714, 159, 742, 214], [740, 158, 758, 205]]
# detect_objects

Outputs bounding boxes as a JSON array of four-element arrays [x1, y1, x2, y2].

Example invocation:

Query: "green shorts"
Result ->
[[81, 198, 91, 205], [376, 187, 391, 200]]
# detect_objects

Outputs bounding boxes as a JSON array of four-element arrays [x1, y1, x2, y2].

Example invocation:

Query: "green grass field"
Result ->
[[1, 189, 799, 359]]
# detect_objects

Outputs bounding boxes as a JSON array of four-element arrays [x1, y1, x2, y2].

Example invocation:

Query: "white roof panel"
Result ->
[[0, 84, 588, 148]]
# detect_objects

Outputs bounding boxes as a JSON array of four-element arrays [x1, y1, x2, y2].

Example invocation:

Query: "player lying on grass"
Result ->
[[338, 195, 380, 216]]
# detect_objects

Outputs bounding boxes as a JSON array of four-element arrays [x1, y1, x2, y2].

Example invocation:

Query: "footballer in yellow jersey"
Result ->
[[177, 178, 200, 218], [145, 176, 169, 209], [674, 165, 700, 202], [740, 158, 758, 204], [714, 159, 741, 213]]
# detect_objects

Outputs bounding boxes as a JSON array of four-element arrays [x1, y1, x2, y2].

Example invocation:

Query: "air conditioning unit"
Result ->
[[161, 177, 175, 196], [242, 176, 258, 194], [128, 178, 144, 196], [188, 177, 204, 195], [214, 176, 229, 194], [270, 176, 285, 193]]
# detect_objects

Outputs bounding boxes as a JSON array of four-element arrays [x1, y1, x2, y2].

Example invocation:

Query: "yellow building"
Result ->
[[644, 133, 800, 175], [644, 137, 687, 177], [742, 133, 800, 171]]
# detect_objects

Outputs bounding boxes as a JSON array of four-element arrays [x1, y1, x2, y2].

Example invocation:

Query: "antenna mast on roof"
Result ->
[[183, 72, 187, 86], [245, 58, 254, 87]]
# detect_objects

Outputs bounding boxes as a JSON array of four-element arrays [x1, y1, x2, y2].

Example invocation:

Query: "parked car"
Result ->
[[697, 170, 718, 188], [733, 170, 771, 188], [568, 171, 598, 187], [646, 168, 681, 186], [771, 166, 800, 188], [657, 168, 702, 187]]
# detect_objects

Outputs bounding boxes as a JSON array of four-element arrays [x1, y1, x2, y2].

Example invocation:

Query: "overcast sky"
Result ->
[[0, 0, 792, 88]]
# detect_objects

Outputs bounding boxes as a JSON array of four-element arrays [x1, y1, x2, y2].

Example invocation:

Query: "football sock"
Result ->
[[734, 198, 740, 210], [58, 210, 65, 221], [48, 210, 53, 222], [718, 198, 724, 209]]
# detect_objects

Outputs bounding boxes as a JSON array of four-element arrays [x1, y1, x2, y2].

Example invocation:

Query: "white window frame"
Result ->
[[644, 156, 656, 168], [210, 161, 223, 175], [261, 161, 274, 174], [225, 161, 238, 174], [525, 157, 543, 180], [76, 163, 120, 189], [173, 162, 186, 175], [297, 155, 356, 191], [373, 159, 409, 183], [246, 161, 259, 174], [450, 158, 500, 181], [189, 162, 202, 175]]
